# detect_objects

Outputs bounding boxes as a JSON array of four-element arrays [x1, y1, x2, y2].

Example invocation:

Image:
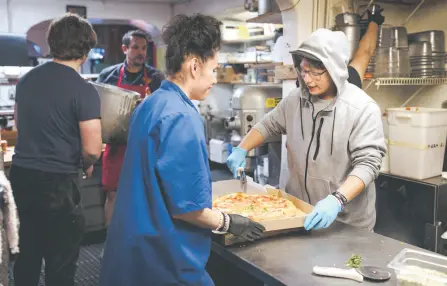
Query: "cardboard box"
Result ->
[[212, 180, 313, 246]]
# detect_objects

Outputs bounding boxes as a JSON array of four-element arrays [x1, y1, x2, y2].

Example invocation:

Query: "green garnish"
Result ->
[[346, 254, 362, 269]]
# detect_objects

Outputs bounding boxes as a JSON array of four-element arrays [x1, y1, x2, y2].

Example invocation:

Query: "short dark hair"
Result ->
[[47, 13, 97, 61], [303, 57, 325, 70], [162, 14, 222, 76], [122, 30, 150, 47]]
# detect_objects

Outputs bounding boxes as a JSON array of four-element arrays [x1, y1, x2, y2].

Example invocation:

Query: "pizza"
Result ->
[[212, 192, 305, 222]]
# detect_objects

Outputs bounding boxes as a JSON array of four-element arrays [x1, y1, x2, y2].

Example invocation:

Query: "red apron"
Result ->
[[102, 66, 152, 191]]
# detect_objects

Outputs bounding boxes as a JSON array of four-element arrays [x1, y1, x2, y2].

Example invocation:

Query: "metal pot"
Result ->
[[334, 24, 362, 61], [408, 30, 445, 53], [91, 82, 141, 145], [335, 13, 360, 26], [258, 0, 279, 15]]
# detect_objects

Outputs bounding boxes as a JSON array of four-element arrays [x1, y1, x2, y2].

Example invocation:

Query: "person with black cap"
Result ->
[[227, 28, 386, 232]]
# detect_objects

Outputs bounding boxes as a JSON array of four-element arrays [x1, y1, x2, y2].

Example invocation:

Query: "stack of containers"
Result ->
[[408, 30, 445, 77], [374, 26, 411, 78], [387, 107, 447, 180], [409, 41, 434, 78]]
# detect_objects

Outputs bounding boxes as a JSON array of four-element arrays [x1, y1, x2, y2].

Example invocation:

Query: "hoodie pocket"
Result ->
[[298, 173, 331, 205]]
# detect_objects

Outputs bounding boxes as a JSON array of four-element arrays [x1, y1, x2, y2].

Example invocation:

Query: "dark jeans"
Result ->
[[10, 165, 85, 286]]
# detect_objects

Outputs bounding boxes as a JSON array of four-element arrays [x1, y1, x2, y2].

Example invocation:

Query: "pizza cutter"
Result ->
[[313, 266, 391, 282], [237, 167, 247, 193]]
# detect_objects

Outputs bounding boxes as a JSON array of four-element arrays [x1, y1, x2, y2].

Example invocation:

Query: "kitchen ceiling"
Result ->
[[92, 0, 191, 3]]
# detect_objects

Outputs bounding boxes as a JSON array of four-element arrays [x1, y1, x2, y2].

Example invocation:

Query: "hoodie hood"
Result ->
[[291, 28, 350, 96]]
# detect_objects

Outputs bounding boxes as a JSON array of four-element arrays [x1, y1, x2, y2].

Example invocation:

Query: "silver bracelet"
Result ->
[[222, 212, 231, 233], [212, 212, 230, 234], [213, 211, 224, 232]]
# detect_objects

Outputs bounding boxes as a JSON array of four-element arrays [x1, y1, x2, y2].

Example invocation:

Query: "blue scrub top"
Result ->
[[100, 80, 214, 286]]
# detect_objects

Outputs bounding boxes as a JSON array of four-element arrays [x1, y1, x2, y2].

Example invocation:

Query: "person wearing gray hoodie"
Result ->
[[226, 28, 386, 231]]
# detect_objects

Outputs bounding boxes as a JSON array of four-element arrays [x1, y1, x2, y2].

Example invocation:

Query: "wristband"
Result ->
[[331, 191, 348, 208], [213, 211, 224, 232]]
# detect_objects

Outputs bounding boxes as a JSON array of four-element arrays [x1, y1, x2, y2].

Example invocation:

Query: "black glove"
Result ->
[[368, 8, 385, 26], [227, 214, 266, 241]]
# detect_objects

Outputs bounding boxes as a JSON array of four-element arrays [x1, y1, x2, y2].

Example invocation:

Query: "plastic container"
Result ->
[[388, 248, 447, 286], [387, 107, 447, 180], [381, 114, 390, 172]]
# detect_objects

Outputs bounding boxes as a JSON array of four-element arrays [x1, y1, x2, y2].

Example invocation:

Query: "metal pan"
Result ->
[[409, 41, 432, 57], [408, 30, 445, 53]]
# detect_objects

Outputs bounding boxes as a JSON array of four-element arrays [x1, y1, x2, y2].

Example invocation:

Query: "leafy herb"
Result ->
[[263, 207, 268, 212], [346, 254, 362, 269]]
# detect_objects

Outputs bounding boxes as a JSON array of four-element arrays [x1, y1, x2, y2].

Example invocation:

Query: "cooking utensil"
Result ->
[[238, 167, 247, 193], [313, 266, 391, 282], [91, 82, 141, 145]]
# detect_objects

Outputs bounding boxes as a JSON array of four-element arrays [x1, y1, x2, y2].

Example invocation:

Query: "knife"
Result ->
[[237, 167, 247, 193]]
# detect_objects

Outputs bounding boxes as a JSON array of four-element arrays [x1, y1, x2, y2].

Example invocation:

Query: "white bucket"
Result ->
[[387, 107, 447, 180]]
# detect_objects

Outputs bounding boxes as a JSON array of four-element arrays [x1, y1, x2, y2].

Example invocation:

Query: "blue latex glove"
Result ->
[[226, 147, 247, 179], [304, 195, 342, 230]]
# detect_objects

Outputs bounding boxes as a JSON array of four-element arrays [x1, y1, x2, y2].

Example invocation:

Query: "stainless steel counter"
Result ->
[[207, 167, 425, 285], [210, 222, 420, 285]]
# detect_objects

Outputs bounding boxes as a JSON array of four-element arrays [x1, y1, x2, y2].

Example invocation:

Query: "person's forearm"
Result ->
[[359, 22, 379, 57], [338, 176, 366, 202], [173, 208, 222, 229], [82, 151, 99, 171], [239, 129, 265, 152]]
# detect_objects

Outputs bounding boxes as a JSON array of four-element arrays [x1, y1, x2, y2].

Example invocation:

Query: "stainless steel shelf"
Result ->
[[364, 77, 447, 90]]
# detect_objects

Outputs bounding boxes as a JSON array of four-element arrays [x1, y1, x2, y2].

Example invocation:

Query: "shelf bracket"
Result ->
[[363, 79, 376, 91], [403, 0, 425, 26], [400, 86, 425, 107]]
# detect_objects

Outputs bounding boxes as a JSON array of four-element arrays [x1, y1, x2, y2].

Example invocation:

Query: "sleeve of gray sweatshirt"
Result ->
[[349, 102, 387, 187], [252, 95, 289, 140]]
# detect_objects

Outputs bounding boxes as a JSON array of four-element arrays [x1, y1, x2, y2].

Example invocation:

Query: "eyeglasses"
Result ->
[[299, 69, 327, 82]]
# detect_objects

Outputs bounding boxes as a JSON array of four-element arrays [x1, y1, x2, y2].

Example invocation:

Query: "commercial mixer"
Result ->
[[224, 85, 282, 184]]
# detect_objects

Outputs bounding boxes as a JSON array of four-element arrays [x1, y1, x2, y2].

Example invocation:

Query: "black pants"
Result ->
[[10, 165, 85, 286]]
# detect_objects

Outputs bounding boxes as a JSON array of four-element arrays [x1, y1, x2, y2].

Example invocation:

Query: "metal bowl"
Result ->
[[91, 82, 141, 144]]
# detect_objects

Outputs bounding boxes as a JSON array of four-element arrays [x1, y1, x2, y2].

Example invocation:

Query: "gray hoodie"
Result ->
[[253, 29, 386, 230]]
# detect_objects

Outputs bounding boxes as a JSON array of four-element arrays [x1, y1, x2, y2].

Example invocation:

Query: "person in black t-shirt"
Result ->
[[348, 6, 385, 88], [11, 13, 102, 286]]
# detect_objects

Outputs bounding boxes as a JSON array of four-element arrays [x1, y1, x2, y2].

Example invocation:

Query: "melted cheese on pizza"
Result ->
[[212, 193, 303, 221]]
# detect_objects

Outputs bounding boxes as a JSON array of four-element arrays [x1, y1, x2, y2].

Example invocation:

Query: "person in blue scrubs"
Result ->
[[99, 14, 265, 286]]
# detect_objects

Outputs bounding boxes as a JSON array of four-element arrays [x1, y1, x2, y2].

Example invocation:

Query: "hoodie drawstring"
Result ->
[[331, 107, 337, 155], [313, 118, 325, 160], [300, 99, 304, 140]]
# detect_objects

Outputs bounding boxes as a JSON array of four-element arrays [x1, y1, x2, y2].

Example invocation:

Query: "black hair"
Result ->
[[304, 57, 325, 70], [47, 13, 97, 61], [122, 30, 150, 47], [162, 14, 222, 76]]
